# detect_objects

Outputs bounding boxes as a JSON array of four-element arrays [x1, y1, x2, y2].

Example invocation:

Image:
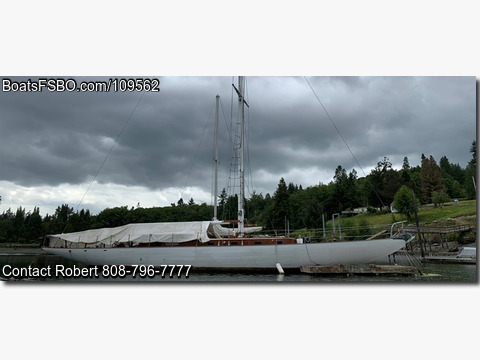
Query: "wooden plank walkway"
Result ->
[[403, 225, 473, 234], [421, 256, 476, 264], [300, 264, 419, 276]]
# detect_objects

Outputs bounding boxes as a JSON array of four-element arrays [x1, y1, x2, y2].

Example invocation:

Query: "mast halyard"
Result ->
[[213, 95, 220, 221]]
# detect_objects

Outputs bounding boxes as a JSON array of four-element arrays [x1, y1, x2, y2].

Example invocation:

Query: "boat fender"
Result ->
[[276, 263, 285, 275]]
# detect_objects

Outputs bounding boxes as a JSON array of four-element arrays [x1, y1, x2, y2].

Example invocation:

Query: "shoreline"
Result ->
[[0, 247, 45, 255]]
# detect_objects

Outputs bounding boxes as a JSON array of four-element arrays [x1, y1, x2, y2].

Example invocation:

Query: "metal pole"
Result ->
[[332, 214, 336, 241], [237, 77, 245, 237], [338, 214, 342, 240], [411, 190, 425, 258], [332, 213, 341, 240], [322, 213, 325, 239], [213, 95, 220, 220]]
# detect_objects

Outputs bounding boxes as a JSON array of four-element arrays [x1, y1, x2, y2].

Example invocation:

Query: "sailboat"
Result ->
[[42, 77, 414, 271]]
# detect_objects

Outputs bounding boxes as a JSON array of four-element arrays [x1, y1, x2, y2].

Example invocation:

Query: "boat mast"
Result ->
[[233, 76, 248, 237], [213, 94, 220, 220]]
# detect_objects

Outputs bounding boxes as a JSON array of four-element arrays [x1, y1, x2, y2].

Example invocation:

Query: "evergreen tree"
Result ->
[[333, 167, 360, 211], [287, 182, 296, 194], [271, 178, 290, 230], [365, 157, 393, 209], [333, 165, 348, 212], [421, 155, 444, 204], [439, 155, 466, 198], [465, 140, 477, 199], [383, 168, 402, 206], [50, 204, 75, 233], [25, 207, 42, 242], [346, 169, 360, 209], [218, 188, 227, 218], [12, 207, 26, 242], [245, 191, 265, 223], [223, 194, 238, 221], [470, 140, 476, 166]]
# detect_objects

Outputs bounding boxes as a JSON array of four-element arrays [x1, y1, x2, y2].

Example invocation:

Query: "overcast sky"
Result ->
[[2, 1, 480, 349], [0, 76, 475, 216]]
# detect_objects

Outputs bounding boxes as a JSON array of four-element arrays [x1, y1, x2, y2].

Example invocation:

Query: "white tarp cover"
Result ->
[[457, 247, 476, 258], [48, 221, 216, 246], [209, 223, 263, 238]]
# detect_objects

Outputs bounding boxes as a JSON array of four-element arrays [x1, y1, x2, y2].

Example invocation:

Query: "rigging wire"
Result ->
[[181, 99, 216, 202], [219, 96, 233, 146], [244, 77, 257, 198], [63, 90, 147, 233], [303, 76, 386, 208], [218, 96, 236, 203], [210, 95, 232, 211]]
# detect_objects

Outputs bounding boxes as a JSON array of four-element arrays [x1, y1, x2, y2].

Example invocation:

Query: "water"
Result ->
[[0, 252, 476, 282]]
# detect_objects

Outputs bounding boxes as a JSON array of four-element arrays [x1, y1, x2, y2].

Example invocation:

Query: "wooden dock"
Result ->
[[403, 224, 473, 234], [421, 256, 476, 264], [300, 264, 419, 276]]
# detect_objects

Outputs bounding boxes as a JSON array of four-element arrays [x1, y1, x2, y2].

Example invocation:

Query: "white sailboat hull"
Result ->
[[43, 238, 407, 270]]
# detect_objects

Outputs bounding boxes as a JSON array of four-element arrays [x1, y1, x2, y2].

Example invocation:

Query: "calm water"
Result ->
[[0, 252, 477, 283]]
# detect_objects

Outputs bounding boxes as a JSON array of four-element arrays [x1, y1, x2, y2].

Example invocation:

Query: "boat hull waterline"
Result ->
[[43, 238, 408, 270]]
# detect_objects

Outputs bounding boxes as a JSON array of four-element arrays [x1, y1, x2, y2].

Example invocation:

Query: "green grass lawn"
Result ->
[[291, 200, 476, 240], [354, 199, 476, 227]]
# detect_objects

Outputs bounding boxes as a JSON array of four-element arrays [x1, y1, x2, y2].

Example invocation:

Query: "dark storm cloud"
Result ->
[[243, 76, 475, 183], [0, 76, 475, 200]]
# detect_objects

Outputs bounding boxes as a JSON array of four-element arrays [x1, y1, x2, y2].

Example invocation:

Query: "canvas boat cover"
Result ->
[[47, 221, 217, 247], [209, 223, 263, 238]]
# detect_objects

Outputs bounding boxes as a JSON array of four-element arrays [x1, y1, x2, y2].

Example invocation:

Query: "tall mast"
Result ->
[[213, 94, 220, 220], [233, 76, 248, 237]]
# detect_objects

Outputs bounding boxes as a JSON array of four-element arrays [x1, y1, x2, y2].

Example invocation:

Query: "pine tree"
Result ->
[[421, 155, 444, 203], [25, 207, 42, 242], [365, 157, 393, 209], [12, 207, 26, 242], [333, 165, 348, 212], [218, 188, 227, 219], [465, 140, 477, 199], [271, 178, 290, 230]]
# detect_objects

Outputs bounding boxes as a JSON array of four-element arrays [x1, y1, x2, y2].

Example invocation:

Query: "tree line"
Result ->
[[0, 141, 476, 243]]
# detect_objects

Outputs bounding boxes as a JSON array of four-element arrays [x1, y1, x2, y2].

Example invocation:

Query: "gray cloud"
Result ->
[[0, 76, 475, 214]]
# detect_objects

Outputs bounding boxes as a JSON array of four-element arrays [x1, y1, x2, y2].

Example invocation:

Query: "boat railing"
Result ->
[[235, 223, 408, 243]]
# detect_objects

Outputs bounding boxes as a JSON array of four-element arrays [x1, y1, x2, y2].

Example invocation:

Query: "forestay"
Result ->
[[47, 221, 216, 247]]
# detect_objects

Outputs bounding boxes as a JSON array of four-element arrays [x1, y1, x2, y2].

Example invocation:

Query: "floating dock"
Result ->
[[421, 256, 476, 264], [300, 264, 420, 276]]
